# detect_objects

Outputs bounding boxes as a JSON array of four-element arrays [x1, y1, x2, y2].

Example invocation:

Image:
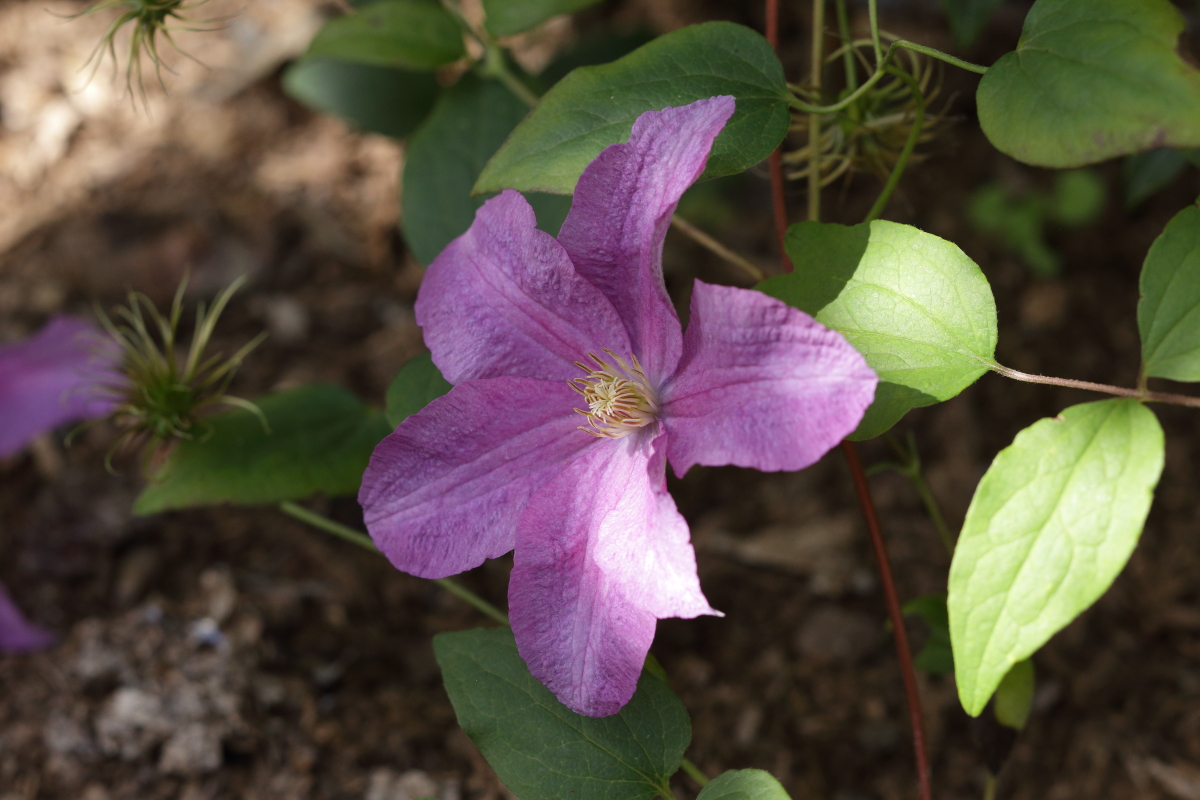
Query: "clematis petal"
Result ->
[[360, 376, 597, 579], [415, 191, 631, 384], [0, 316, 117, 458], [556, 96, 736, 385], [662, 281, 877, 476], [509, 431, 715, 717], [0, 583, 54, 654]]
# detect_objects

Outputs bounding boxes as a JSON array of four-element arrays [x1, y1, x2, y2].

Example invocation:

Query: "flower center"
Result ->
[[569, 350, 659, 438]]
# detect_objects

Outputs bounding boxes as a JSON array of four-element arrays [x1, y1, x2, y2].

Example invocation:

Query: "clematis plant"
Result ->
[[359, 96, 878, 716]]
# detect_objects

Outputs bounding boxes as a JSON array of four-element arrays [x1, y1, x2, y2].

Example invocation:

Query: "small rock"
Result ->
[[95, 687, 169, 759], [43, 713, 93, 757], [158, 722, 223, 776], [264, 295, 310, 346], [199, 567, 238, 623], [366, 767, 441, 800]]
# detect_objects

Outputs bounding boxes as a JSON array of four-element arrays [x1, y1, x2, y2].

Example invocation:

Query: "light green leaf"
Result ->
[[948, 399, 1164, 715], [134, 385, 391, 515], [1139, 204, 1200, 381], [403, 75, 571, 264], [977, 0, 1200, 168], [758, 220, 997, 440], [305, 0, 465, 70], [993, 658, 1034, 730], [482, 0, 601, 37], [434, 627, 689, 800], [385, 352, 452, 428], [474, 21, 789, 196], [282, 57, 438, 139], [697, 770, 792, 800], [903, 594, 954, 675], [939, 0, 1004, 47]]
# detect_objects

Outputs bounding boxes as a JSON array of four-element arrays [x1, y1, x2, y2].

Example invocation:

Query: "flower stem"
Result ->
[[278, 501, 510, 625], [834, 0, 858, 93], [807, 0, 825, 226], [679, 757, 710, 787], [882, 433, 955, 556], [670, 214, 765, 282], [867, 0, 883, 66], [863, 66, 925, 223], [988, 362, 1200, 409], [841, 442, 933, 800], [788, 39, 985, 115]]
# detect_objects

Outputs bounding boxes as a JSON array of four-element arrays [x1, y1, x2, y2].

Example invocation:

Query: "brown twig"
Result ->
[[670, 215, 765, 282], [841, 441, 933, 800]]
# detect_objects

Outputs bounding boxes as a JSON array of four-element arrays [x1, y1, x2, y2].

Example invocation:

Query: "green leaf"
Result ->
[[948, 399, 1164, 715], [939, 0, 1004, 47], [1123, 149, 1197, 210], [977, 0, 1200, 168], [482, 0, 601, 37], [903, 594, 955, 675], [434, 627, 689, 800], [697, 770, 792, 800], [1047, 170, 1105, 227], [758, 220, 998, 440], [538, 29, 657, 87], [403, 75, 570, 264], [474, 21, 789, 196], [282, 57, 438, 139], [305, 0, 465, 70], [1139, 204, 1200, 381], [993, 658, 1034, 730], [385, 352, 452, 428], [134, 385, 391, 515]]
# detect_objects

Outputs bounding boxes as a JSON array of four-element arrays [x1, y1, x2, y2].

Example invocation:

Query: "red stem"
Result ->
[[764, 0, 794, 274], [841, 441, 933, 800]]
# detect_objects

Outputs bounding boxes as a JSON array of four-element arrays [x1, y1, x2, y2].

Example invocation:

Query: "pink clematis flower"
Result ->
[[360, 96, 877, 716], [0, 315, 117, 458]]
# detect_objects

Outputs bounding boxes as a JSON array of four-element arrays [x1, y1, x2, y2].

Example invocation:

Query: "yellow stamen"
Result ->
[[568, 350, 659, 439]]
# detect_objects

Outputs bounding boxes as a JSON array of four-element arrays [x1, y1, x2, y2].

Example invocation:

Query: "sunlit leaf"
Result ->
[[1139, 204, 1200, 381], [977, 0, 1200, 167], [135, 385, 390, 514], [949, 399, 1163, 715], [993, 658, 1034, 730], [697, 770, 792, 800], [305, 0, 465, 70], [474, 22, 789, 195], [434, 627, 688, 800], [759, 220, 997, 439]]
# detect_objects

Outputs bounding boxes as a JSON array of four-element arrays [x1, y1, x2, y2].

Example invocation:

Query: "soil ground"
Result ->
[[2, 1, 1200, 799]]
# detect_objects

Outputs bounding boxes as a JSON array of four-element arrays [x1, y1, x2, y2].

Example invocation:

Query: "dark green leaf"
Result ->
[[385, 352, 452, 428], [538, 29, 657, 87], [1139, 204, 1200, 381], [903, 594, 954, 675], [475, 22, 789, 195], [759, 220, 997, 440], [306, 0, 465, 70], [134, 385, 391, 515], [434, 627, 689, 800], [948, 400, 1163, 715], [1047, 169, 1105, 227], [697, 770, 792, 800], [402, 75, 571, 264], [939, 0, 1004, 47], [482, 0, 601, 38], [993, 658, 1034, 730], [1123, 149, 1194, 209], [282, 57, 438, 139], [977, 0, 1200, 167]]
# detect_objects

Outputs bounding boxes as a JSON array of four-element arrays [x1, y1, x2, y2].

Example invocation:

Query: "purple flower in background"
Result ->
[[0, 315, 117, 458], [0, 583, 53, 654], [360, 97, 877, 716]]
